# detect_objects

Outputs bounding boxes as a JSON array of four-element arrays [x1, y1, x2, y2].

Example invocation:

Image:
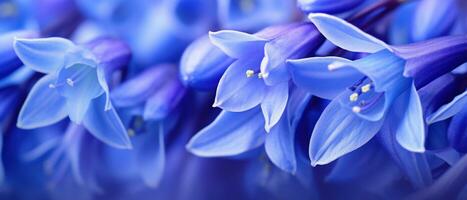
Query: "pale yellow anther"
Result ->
[[361, 84, 371, 93], [352, 106, 361, 113], [258, 72, 269, 79], [349, 93, 359, 102], [66, 78, 74, 87], [246, 69, 255, 78]]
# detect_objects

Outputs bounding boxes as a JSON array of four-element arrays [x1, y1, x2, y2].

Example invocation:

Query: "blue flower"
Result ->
[[111, 64, 186, 187], [13, 36, 132, 149], [288, 13, 467, 165], [209, 23, 323, 131]]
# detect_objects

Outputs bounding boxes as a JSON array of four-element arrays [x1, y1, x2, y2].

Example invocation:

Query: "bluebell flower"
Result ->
[[217, 0, 294, 32], [288, 13, 467, 165], [179, 35, 234, 90], [209, 23, 323, 131], [297, 0, 366, 14], [13, 36, 132, 149], [111, 64, 186, 187]]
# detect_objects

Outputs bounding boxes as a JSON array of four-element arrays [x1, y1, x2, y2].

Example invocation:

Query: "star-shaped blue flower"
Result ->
[[14, 37, 132, 149]]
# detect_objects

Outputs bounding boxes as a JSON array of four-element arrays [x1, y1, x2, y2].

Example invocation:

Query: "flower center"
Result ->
[[53, 63, 104, 100], [245, 69, 269, 79], [346, 77, 384, 113]]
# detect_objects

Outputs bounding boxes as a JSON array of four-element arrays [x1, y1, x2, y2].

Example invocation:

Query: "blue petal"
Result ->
[[309, 99, 384, 165], [17, 75, 68, 129], [390, 84, 425, 152], [411, 0, 458, 42], [265, 111, 296, 173], [186, 108, 266, 156], [287, 56, 362, 99], [261, 82, 288, 132], [447, 108, 467, 152], [213, 59, 267, 112], [83, 95, 132, 149], [209, 30, 267, 58], [308, 13, 391, 53], [427, 90, 467, 124], [134, 123, 165, 187], [13, 37, 74, 74], [143, 79, 185, 121], [180, 35, 234, 90], [378, 123, 432, 189], [0, 66, 35, 88]]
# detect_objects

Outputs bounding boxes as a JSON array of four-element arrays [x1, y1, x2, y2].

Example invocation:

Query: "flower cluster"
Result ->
[[0, 0, 466, 199]]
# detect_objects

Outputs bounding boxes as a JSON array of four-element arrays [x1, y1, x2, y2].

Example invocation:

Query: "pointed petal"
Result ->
[[83, 95, 132, 149], [13, 37, 74, 74], [134, 123, 165, 187], [447, 108, 467, 152], [96, 66, 111, 110], [265, 115, 296, 173], [308, 13, 391, 53], [186, 108, 266, 156], [390, 84, 425, 152], [309, 99, 384, 165], [378, 123, 432, 189], [261, 82, 288, 132], [214, 59, 267, 112], [411, 0, 457, 42], [17, 75, 68, 129], [287, 57, 362, 99], [209, 30, 267, 58], [427, 90, 467, 124]]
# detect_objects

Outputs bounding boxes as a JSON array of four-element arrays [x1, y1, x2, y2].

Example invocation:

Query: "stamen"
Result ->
[[245, 69, 255, 78], [349, 93, 359, 102], [361, 84, 371, 93], [66, 78, 74, 87], [258, 72, 268, 79], [352, 106, 361, 113]]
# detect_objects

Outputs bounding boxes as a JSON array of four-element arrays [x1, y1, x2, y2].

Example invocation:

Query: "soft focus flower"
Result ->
[[13, 37, 132, 149]]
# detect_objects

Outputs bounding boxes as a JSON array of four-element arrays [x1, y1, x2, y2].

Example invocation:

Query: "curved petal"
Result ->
[[134, 123, 165, 187], [427, 90, 467, 124], [411, 0, 457, 42], [209, 30, 267, 58], [309, 99, 384, 166], [186, 108, 266, 157], [213, 59, 267, 112], [265, 114, 296, 173], [378, 123, 432, 189], [83, 95, 132, 149], [447, 108, 467, 152], [261, 82, 288, 132], [287, 56, 362, 99], [391, 84, 425, 152], [13, 37, 74, 74], [308, 13, 391, 53], [17, 75, 68, 129]]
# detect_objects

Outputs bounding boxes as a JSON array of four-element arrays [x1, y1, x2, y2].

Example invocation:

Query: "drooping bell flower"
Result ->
[[217, 0, 295, 32], [111, 64, 186, 187], [209, 22, 324, 131], [179, 35, 234, 90], [288, 13, 467, 166], [13, 36, 132, 149]]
